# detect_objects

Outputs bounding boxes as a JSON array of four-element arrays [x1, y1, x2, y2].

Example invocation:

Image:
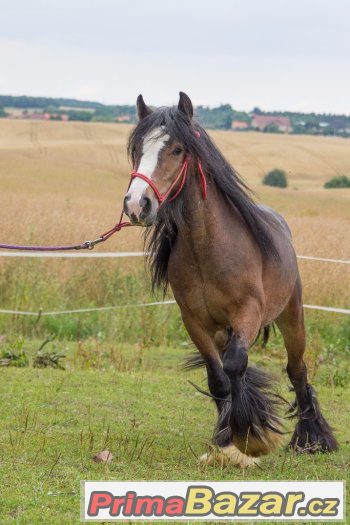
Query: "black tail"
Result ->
[[251, 323, 275, 349], [182, 353, 206, 371], [263, 325, 270, 347]]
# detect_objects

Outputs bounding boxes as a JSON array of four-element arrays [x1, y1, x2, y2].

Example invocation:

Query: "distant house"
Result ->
[[48, 113, 69, 121], [23, 112, 51, 120], [231, 121, 249, 130], [251, 115, 292, 133], [116, 115, 131, 123]]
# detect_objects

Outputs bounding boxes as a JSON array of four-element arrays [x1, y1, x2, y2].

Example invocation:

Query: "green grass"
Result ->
[[0, 340, 349, 524], [0, 260, 187, 344]]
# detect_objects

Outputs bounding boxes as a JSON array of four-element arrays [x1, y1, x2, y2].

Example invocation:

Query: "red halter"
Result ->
[[130, 156, 207, 206]]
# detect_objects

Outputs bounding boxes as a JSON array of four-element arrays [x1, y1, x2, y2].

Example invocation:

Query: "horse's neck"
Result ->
[[179, 169, 228, 249]]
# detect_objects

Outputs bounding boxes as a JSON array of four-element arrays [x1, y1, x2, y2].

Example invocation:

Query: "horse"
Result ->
[[123, 92, 337, 467]]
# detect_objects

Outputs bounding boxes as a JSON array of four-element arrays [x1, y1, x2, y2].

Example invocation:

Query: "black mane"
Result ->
[[128, 106, 279, 291]]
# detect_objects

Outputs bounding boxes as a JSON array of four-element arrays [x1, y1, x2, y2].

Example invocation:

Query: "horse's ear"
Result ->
[[136, 94, 152, 120], [178, 91, 193, 119]]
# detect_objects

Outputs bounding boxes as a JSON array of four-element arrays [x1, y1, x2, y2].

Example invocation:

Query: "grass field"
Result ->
[[1, 342, 349, 524], [0, 119, 349, 523]]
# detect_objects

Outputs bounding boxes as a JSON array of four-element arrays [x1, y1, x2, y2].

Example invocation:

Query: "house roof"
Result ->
[[252, 115, 291, 128], [232, 121, 248, 128]]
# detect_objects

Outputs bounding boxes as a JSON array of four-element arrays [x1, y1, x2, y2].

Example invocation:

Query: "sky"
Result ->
[[0, 0, 349, 114]]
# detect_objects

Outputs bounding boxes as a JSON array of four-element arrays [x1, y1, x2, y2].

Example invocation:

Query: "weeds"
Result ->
[[331, 366, 350, 388], [33, 350, 66, 370], [0, 349, 29, 367], [0, 337, 29, 367], [32, 337, 66, 369]]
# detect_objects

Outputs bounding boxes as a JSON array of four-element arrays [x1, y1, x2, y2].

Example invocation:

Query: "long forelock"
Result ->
[[143, 126, 167, 148], [128, 107, 198, 164]]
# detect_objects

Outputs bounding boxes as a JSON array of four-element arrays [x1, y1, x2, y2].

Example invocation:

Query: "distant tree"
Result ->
[[263, 169, 288, 188], [324, 175, 350, 189], [1, 95, 350, 135], [223, 114, 233, 130], [263, 123, 282, 134], [0, 106, 7, 117], [66, 110, 93, 122], [321, 126, 335, 136], [0, 95, 103, 110], [93, 105, 136, 123], [195, 104, 234, 129], [44, 105, 59, 114], [232, 110, 251, 124], [49, 114, 62, 121], [304, 120, 318, 132], [291, 124, 306, 135]]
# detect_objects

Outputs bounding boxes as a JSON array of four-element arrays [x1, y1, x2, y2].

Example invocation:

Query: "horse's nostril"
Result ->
[[141, 196, 152, 216], [123, 194, 131, 213]]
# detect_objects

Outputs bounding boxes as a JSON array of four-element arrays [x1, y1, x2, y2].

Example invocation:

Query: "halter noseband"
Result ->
[[130, 156, 207, 206]]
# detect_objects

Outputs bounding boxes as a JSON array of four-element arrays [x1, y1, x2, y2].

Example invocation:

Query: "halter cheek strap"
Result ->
[[130, 157, 207, 206]]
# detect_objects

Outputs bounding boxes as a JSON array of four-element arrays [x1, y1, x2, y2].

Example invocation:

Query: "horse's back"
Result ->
[[258, 204, 292, 240]]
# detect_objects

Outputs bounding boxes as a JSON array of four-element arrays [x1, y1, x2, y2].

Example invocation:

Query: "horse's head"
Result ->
[[123, 92, 194, 226]]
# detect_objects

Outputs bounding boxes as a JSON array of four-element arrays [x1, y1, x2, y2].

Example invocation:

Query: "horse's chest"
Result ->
[[169, 259, 236, 328]]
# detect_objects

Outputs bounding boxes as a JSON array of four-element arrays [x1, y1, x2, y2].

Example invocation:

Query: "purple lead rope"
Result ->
[[0, 212, 133, 251], [0, 151, 207, 252]]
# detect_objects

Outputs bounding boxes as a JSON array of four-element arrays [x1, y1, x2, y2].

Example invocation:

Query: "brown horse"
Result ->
[[123, 92, 337, 467]]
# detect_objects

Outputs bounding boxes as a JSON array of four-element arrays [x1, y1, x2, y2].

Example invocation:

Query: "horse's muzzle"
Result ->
[[123, 193, 156, 226]]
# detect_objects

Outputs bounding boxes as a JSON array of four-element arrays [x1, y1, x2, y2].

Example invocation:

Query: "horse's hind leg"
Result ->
[[277, 275, 337, 453]]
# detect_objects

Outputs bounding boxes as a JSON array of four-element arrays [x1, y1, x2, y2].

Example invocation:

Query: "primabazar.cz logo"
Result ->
[[81, 481, 345, 521]]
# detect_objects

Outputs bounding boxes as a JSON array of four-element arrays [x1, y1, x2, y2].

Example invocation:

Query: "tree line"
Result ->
[[0, 95, 349, 137]]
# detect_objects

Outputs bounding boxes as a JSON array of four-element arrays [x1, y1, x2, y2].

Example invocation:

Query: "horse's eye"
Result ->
[[172, 147, 183, 156]]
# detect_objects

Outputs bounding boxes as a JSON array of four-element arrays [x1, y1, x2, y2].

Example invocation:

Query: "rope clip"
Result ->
[[81, 237, 103, 250]]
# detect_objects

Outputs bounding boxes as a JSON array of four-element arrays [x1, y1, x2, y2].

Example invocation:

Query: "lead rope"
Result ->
[[0, 209, 133, 251], [0, 157, 206, 251]]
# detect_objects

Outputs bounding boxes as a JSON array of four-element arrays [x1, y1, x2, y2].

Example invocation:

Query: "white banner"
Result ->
[[82, 480, 344, 521]]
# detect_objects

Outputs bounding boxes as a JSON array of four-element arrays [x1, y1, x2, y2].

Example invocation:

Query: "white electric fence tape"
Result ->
[[0, 252, 348, 316], [0, 252, 349, 264], [0, 301, 349, 317]]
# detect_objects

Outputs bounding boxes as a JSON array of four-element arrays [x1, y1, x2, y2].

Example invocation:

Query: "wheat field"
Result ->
[[0, 118, 349, 311]]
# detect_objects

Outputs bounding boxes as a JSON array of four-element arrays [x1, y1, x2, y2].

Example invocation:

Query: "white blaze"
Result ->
[[128, 127, 169, 201]]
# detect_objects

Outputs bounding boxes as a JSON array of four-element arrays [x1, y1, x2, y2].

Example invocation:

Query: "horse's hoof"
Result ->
[[199, 444, 260, 469], [290, 417, 338, 454], [234, 428, 284, 457]]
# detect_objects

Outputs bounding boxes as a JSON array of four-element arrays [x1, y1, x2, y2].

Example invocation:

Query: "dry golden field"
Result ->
[[0, 118, 349, 309]]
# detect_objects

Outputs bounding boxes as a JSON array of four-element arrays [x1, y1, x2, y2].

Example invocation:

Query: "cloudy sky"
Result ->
[[1, 0, 349, 113]]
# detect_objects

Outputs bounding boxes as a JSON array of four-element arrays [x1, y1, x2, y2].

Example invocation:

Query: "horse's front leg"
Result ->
[[182, 312, 258, 468], [223, 301, 283, 458]]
